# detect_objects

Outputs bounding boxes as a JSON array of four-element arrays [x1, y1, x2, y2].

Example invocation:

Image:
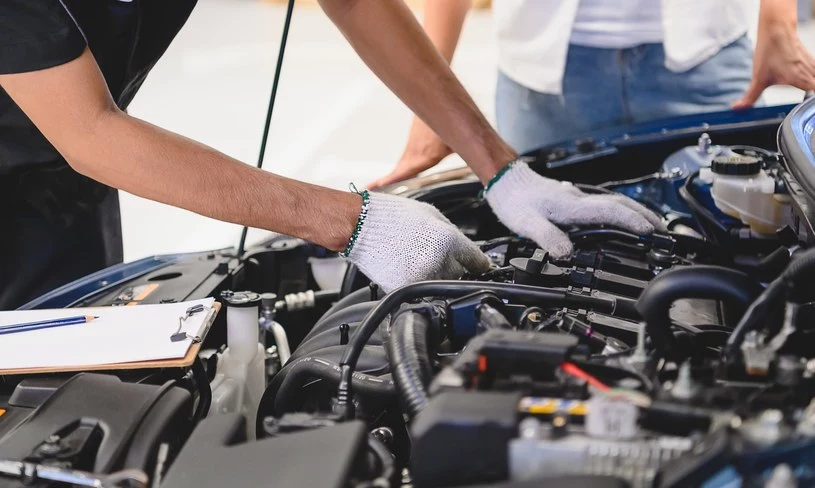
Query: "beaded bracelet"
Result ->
[[478, 159, 518, 200], [341, 185, 370, 258]]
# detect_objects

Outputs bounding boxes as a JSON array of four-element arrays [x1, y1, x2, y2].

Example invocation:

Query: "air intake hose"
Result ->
[[636, 266, 762, 358], [725, 247, 815, 359], [387, 311, 434, 419]]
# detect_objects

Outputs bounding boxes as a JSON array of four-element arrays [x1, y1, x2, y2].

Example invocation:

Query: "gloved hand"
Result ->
[[344, 192, 492, 292], [485, 161, 664, 258]]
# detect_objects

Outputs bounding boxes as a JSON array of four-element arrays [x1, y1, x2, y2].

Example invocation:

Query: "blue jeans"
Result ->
[[496, 36, 756, 154]]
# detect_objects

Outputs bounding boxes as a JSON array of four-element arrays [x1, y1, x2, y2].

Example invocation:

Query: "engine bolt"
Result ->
[[371, 427, 394, 446]]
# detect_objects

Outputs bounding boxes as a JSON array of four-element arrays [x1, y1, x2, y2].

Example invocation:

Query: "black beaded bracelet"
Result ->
[[341, 187, 370, 258]]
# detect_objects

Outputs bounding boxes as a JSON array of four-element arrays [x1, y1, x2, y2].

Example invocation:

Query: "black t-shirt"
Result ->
[[0, 0, 197, 174]]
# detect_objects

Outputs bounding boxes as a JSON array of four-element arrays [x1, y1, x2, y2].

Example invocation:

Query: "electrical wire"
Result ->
[[678, 171, 730, 245], [236, 0, 295, 257], [561, 362, 610, 392], [597, 172, 662, 189]]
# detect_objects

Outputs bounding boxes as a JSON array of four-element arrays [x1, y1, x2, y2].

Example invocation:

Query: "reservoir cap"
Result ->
[[711, 154, 760, 176]]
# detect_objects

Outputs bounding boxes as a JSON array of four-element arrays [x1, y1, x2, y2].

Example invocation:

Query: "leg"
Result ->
[[626, 35, 756, 122]]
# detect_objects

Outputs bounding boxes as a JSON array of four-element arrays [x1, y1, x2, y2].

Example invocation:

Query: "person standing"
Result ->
[[370, 0, 815, 189], [0, 0, 661, 309]]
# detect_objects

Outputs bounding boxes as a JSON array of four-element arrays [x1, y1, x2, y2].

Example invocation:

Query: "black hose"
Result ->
[[733, 246, 792, 281], [387, 312, 433, 419], [636, 266, 762, 358], [569, 228, 645, 244], [335, 280, 621, 419], [368, 435, 398, 486], [725, 247, 815, 358], [476, 302, 513, 330], [678, 172, 730, 245], [256, 355, 396, 437], [191, 355, 211, 422]]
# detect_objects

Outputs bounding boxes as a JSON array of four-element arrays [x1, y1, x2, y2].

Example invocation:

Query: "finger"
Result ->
[[603, 194, 666, 231], [732, 80, 764, 110], [550, 197, 655, 235], [455, 239, 493, 275], [436, 259, 467, 281], [366, 170, 409, 190], [523, 217, 574, 259]]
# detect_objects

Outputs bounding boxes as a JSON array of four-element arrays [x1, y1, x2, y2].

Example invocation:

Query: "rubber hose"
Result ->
[[366, 436, 396, 487], [780, 247, 815, 291], [340, 281, 617, 369], [387, 311, 433, 419], [636, 266, 762, 357], [256, 355, 395, 436], [335, 281, 621, 419], [476, 302, 513, 330], [725, 247, 815, 357], [734, 246, 792, 281]]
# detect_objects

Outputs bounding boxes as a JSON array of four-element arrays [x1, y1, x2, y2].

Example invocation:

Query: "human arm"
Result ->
[[0, 48, 360, 252], [733, 0, 815, 108], [320, 0, 662, 256], [320, 0, 512, 184], [0, 47, 492, 291], [368, 0, 472, 189]]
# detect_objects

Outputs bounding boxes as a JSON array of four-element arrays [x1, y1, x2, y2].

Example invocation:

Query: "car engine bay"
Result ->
[[5, 100, 815, 487]]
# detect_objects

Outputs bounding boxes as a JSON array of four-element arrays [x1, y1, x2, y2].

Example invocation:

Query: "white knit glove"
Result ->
[[344, 192, 492, 292], [485, 161, 664, 258]]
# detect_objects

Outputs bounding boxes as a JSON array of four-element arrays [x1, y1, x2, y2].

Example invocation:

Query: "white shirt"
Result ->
[[570, 0, 663, 48], [492, 0, 759, 95]]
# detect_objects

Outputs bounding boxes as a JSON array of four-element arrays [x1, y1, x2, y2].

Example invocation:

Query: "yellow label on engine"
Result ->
[[519, 397, 587, 416]]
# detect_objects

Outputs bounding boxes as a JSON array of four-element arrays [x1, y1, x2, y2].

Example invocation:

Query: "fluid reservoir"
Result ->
[[210, 290, 266, 439], [699, 154, 791, 235]]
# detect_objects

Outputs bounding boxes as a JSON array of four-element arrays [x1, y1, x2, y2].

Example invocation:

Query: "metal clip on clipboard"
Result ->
[[170, 304, 208, 343]]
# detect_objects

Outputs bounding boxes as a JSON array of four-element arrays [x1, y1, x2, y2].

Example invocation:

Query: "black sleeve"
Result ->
[[0, 0, 87, 75]]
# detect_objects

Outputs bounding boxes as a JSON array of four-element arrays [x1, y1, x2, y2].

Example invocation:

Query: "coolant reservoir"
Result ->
[[210, 290, 266, 439], [699, 154, 791, 235]]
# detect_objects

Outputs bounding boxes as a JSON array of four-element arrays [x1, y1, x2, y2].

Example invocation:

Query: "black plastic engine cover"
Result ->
[[411, 391, 521, 487], [162, 414, 367, 488], [0, 373, 192, 485]]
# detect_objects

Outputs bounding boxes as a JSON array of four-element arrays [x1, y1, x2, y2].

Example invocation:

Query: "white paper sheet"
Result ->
[[0, 298, 215, 370]]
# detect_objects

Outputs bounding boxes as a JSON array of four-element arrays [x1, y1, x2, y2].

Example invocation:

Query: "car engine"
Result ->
[[4, 101, 815, 488], [248, 103, 815, 488]]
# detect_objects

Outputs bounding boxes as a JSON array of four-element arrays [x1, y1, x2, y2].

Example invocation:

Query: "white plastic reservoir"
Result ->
[[210, 291, 266, 439], [699, 154, 791, 235]]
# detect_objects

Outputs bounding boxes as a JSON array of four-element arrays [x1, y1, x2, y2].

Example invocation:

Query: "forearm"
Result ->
[[320, 0, 515, 182], [424, 0, 471, 63], [404, 0, 472, 159], [75, 111, 359, 251], [759, 0, 797, 33], [0, 48, 359, 252]]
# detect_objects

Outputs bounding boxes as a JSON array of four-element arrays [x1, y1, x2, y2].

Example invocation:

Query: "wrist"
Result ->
[[480, 157, 525, 199], [340, 189, 371, 257], [469, 138, 518, 184], [318, 190, 364, 253], [759, 1, 798, 38]]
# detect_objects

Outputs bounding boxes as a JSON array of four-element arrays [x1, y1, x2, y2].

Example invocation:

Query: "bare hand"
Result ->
[[368, 118, 452, 189], [733, 23, 815, 109]]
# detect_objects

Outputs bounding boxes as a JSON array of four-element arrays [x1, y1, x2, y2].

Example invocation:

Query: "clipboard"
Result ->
[[0, 301, 220, 376]]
